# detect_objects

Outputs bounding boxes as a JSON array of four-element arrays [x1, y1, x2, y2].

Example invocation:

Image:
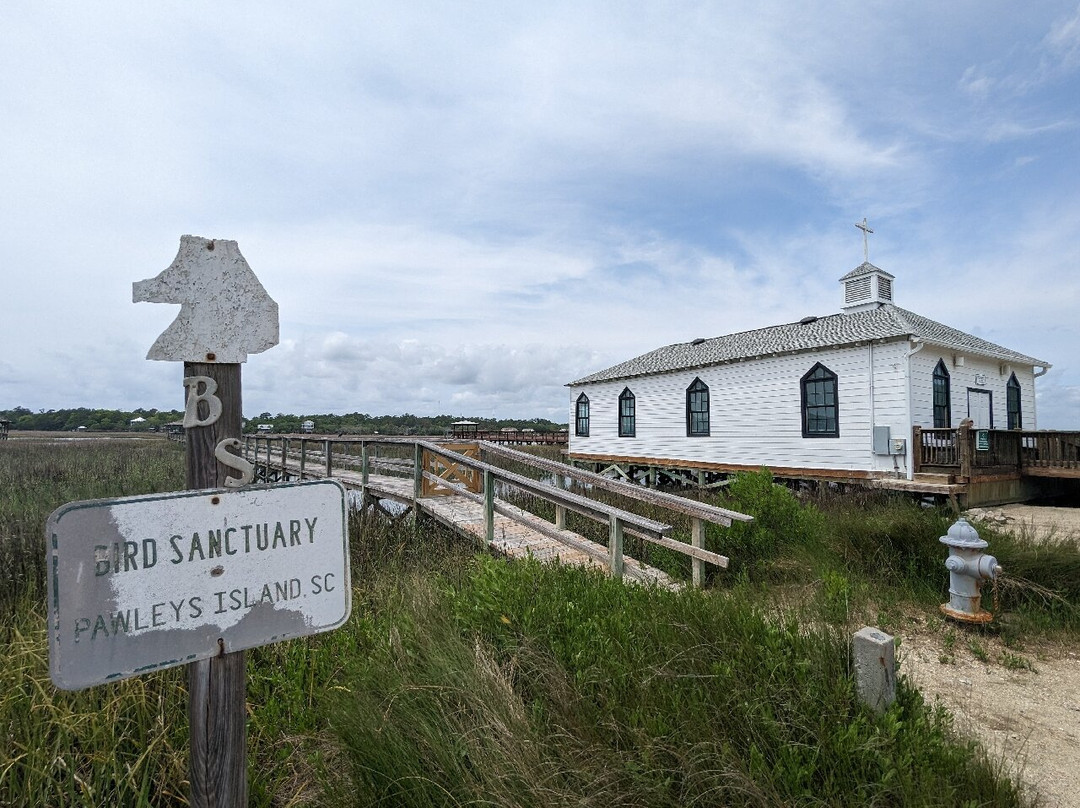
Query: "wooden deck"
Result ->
[[568, 426, 1080, 508], [914, 426, 1080, 480], [246, 437, 752, 588]]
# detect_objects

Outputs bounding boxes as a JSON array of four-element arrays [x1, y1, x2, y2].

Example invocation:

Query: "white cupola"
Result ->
[[840, 262, 895, 313]]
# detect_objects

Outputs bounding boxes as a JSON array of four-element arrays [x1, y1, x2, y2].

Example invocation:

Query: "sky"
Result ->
[[1, 2, 1078, 427]]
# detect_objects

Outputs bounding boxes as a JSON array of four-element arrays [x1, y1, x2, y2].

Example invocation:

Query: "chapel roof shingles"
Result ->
[[569, 304, 1047, 386]]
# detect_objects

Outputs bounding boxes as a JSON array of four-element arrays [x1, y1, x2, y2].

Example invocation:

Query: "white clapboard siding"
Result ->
[[571, 332, 1041, 477], [868, 340, 911, 472], [910, 349, 1038, 430], [571, 344, 883, 472]]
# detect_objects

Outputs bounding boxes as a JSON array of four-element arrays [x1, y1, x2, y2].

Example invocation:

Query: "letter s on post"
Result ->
[[215, 438, 254, 488]]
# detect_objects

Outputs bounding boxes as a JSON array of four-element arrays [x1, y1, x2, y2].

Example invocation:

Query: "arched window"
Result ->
[[801, 363, 839, 438], [575, 393, 590, 437], [686, 378, 709, 436], [618, 388, 636, 437], [933, 359, 951, 428], [1007, 373, 1022, 429]]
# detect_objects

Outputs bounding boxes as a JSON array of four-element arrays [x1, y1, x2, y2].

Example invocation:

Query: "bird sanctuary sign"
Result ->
[[46, 479, 350, 690]]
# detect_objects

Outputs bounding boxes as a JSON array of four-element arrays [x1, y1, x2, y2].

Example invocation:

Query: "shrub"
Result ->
[[711, 468, 825, 577]]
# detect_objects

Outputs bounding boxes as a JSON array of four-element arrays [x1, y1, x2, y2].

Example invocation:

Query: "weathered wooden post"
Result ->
[[691, 517, 705, 588], [483, 469, 495, 544], [182, 364, 248, 804], [554, 472, 568, 530], [413, 444, 424, 518], [134, 235, 280, 806], [958, 421, 973, 481], [360, 442, 370, 503], [609, 516, 624, 581]]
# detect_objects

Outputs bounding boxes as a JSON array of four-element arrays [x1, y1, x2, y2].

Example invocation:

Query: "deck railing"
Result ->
[[913, 426, 1080, 477], [1021, 431, 1080, 471], [913, 427, 959, 468], [243, 434, 751, 586], [450, 429, 568, 445]]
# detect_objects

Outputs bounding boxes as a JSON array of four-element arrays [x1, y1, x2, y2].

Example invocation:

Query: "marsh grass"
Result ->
[[0, 439, 184, 618], [0, 441, 1055, 806], [324, 555, 1027, 806]]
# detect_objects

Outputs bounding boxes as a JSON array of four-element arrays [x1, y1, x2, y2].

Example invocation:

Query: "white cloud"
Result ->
[[1041, 4, 1080, 72], [0, 1, 1077, 428]]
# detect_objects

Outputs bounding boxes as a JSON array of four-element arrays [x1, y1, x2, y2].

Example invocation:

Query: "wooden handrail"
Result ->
[[246, 434, 746, 577], [418, 443, 672, 540], [420, 467, 729, 575], [479, 441, 752, 526]]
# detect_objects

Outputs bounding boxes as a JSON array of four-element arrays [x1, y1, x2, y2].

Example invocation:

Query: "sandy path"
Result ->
[[901, 626, 1080, 806], [899, 504, 1080, 807]]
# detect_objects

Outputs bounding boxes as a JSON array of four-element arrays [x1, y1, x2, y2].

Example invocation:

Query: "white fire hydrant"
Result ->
[[940, 518, 1002, 623]]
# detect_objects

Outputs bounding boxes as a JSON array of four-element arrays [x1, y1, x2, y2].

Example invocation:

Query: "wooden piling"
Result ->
[[183, 362, 247, 808]]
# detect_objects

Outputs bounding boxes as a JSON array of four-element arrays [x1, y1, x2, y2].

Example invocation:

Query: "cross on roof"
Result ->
[[855, 217, 874, 262]]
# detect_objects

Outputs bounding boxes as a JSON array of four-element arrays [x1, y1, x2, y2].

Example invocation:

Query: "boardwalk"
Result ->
[[246, 436, 752, 588]]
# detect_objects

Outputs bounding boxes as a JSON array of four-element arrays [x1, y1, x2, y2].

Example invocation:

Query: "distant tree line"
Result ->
[[0, 406, 185, 432], [246, 412, 568, 436], [0, 406, 568, 435]]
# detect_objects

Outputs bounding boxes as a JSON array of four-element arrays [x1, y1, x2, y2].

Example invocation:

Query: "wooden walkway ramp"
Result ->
[[246, 436, 752, 588]]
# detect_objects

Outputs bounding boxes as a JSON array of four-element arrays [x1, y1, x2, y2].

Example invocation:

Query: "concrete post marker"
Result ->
[[853, 626, 896, 713]]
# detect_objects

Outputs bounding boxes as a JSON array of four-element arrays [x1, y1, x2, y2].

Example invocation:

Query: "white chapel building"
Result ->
[[566, 261, 1050, 485]]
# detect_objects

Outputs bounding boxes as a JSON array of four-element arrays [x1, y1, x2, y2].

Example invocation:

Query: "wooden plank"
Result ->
[[1023, 466, 1080, 479], [418, 451, 673, 538], [647, 532, 728, 569], [483, 442, 752, 525]]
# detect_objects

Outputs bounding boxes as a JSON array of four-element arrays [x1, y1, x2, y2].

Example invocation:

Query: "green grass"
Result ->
[[2, 441, 1065, 806], [324, 555, 1026, 806]]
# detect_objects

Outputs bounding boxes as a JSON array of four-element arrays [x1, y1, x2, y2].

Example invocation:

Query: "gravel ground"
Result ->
[[900, 504, 1080, 807]]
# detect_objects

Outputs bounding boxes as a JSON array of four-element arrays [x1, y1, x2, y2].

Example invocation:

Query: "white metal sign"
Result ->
[[46, 479, 349, 690]]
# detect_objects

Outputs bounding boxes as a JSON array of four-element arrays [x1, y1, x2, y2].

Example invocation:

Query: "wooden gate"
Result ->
[[421, 443, 482, 496]]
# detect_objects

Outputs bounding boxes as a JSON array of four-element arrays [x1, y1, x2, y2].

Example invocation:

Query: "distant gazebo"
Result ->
[[0, 419, 10, 440], [451, 420, 479, 439]]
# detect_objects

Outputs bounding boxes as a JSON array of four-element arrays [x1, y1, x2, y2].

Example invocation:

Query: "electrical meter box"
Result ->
[[874, 427, 907, 455]]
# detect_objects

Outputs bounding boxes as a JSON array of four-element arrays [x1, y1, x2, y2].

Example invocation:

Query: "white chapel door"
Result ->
[[967, 389, 993, 429]]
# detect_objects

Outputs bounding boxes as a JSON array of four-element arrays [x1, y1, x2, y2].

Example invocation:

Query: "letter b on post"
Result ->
[[183, 376, 223, 428]]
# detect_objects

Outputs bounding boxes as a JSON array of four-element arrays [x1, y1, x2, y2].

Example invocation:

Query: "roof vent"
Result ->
[[839, 262, 896, 314], [799, 316, 818, 325], [691, 338, 706, 345]]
